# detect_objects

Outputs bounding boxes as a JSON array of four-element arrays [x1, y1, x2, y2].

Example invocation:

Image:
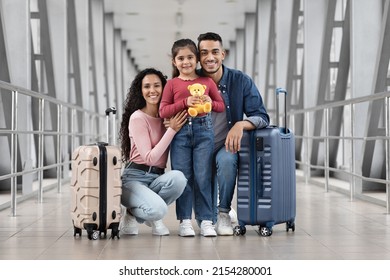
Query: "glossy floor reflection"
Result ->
[[1, 176, 390, 260]]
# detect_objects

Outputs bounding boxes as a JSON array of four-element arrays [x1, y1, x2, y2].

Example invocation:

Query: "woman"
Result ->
[[119, 68, 187, 236]]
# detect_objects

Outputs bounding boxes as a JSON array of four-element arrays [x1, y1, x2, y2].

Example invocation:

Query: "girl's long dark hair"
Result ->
[[119, 68, 167, 162]]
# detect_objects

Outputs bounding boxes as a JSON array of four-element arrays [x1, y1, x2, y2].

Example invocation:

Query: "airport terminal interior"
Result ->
[[1, 0, 390, 261]]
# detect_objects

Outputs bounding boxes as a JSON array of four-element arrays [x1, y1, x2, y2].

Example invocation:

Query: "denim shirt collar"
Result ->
[[198, 65, 269, 129]]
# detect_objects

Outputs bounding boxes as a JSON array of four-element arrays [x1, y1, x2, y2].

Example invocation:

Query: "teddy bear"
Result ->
[[187, 83, 212, 117]]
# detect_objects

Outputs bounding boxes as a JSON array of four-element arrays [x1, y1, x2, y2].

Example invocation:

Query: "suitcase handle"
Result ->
[[105, 107, 117, 115], [105, 107, 117, 145], [276, 87, 288, 134]]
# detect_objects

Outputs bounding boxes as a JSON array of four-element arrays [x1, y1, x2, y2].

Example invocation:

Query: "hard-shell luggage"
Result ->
[[235, 88, 296, 236], [70, 107, 122, 240]]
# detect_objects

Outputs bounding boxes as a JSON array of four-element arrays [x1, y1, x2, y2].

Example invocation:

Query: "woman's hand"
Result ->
[[167, 110, 187, 132], [163, 118, 170, 129]]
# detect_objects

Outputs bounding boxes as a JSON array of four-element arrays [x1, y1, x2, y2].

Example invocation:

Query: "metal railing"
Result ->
[[287, 90, 390, 213], [1, 80, 389, 215], [0, 80, 110, 216]]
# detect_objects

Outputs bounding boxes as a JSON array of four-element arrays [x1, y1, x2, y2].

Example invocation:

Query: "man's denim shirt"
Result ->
[[201, 65, 269, 129]]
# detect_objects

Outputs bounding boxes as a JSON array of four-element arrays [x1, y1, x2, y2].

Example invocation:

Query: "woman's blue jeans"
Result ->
[[121, 168, 186, 222], [171, 115, 214, 222]]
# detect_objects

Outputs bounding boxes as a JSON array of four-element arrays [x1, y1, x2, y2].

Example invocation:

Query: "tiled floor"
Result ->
[[1, 175, 390, 260]]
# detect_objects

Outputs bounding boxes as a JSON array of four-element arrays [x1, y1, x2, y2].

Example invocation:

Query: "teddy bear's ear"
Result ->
[[187, 85, 191, 90], [203, 85, 207, 90]]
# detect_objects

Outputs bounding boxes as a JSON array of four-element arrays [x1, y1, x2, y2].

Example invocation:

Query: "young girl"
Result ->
[[119, 68, 188, 236], [159, 38, 225, 237]]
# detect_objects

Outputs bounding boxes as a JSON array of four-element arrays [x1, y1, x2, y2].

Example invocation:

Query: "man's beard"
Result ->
[[203, 65, 221, 75]]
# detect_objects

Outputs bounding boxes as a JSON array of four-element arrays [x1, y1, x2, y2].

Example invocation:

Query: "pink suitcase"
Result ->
[[70, 108, 122, 240]]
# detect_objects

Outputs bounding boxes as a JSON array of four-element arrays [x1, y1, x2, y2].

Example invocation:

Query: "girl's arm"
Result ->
[[159, 81, 188, 118]]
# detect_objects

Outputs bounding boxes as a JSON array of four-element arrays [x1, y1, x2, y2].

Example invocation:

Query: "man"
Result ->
[[197, 32, 269, 235]]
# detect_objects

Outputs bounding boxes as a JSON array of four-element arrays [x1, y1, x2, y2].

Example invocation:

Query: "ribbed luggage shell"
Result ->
[[70, 143, 122, 239], [237, 127, 296, 236]]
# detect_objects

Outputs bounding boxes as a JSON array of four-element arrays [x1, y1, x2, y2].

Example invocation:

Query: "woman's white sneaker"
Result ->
[[119, 208, 138, 235], [145, 219, 170, 236]]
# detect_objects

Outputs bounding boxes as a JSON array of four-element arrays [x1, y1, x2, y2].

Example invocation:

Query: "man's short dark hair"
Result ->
[[197, 32, 223, 48]]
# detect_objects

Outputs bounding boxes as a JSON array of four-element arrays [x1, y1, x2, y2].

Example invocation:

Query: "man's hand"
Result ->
[[225, 124, 243, 153], [225, 121, 256, 153]]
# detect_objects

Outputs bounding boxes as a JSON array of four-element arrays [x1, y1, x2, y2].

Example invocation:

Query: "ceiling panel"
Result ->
[[105, 0, 257, 76]]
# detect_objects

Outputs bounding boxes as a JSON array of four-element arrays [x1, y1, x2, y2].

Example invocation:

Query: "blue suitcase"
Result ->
[[235, 88, 296, 236]]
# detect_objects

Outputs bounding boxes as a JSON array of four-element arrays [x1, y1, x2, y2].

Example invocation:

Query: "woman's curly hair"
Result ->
[[119, 68, 167, 162]]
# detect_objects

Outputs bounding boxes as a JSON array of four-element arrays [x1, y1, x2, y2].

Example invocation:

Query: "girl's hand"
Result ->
[[187, 96, 201, 107], [201, 95, 212, 104], [169, 110, 187, 132]]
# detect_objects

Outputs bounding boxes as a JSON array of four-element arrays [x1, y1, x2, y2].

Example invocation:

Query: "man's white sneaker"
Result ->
[[179, 219, 195, 237], [200, 220, 217, 237], [229, 208, 238, 225], [145, 219, 170, 236], [119, 208, 138, 235], [215, 212, 233, 236]]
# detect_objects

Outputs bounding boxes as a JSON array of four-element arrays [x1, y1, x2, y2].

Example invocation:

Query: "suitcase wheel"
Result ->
[[111, 227, 120, 239], [85, 224, 98, 240], [86, 228, 98, 240], [90, 231, 99, 240], [259, 226, 272, 236], [73, 226, 82, 237], [286, 221, 295, 232], [233, 225, 246, 236]]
